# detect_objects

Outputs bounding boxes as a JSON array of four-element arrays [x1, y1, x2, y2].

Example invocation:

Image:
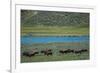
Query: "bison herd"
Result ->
[[22, 48, 88, 57]]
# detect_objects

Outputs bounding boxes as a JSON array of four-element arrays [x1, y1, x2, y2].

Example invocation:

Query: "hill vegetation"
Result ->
[[21, 10, 89, 27], [21, 10, 89, 36]]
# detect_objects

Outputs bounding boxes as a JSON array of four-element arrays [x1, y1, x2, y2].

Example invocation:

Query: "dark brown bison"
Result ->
[[59, 49, 74, 54], [41, 49, 52, 56], [22, 51, 31, 57], [74, 50, 82, 54], [59, 50, 65, 54], [22, 49, 39, 57], [74, 49, 88, 54], [81, 49, 88, 53], [66, 49, 74, 53]]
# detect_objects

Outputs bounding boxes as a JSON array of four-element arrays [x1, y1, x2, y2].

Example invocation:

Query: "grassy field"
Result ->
[[21, 42, 89, 63], [21, 53, 89, 63], [21, 26, 89, 36]]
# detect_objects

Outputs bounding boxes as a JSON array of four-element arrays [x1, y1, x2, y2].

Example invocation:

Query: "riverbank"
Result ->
[[21, 42, 89, 52], [21, 26, 89, 37]]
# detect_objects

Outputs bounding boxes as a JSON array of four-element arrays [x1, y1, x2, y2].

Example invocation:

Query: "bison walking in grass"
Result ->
[[41, 49, 52, 56], [59, 48, 88, 55], [74, 49, 88, 54], [22, 48, 39, 57], [81, 49, 88, 53], [74, 50, 82, 54], [66, 49, 74, 53], [59, 49, 74, 54], [59, 50, 65, 54]]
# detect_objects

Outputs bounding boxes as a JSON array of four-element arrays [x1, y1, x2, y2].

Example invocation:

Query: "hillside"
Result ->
[[21, 10, 89, 27]]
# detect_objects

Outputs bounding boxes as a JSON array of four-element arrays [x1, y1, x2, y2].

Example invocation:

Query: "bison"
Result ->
[[74, 50, 82, 54], [59, 50, 65, 54], [81, 49, 88, 53], [41, 49, 52, 56], [59, 49, 74, 54], [22, 49, 39, 57], [66, 49, 74, 53], [74, 49, 88, 54]]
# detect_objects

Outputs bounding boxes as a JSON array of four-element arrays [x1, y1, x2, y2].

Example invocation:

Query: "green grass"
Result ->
[[21, 26, 89, 36], [21, 42, 89, 63], [21, 53, 89, 63], [21, 42, 89, 53]]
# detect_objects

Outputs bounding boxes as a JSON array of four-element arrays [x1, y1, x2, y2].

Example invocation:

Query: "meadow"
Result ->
[[21, 26, 89, 37], [21, 42, 89, 63], [21, 53, 89, 63]]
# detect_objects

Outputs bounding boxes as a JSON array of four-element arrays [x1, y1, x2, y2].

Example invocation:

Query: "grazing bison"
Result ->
[[59, 49, 74, 54], [74, 49, 88, 54], [74, 50, 82, 54], [46, 51, 52, 56], [59, 49, 67, 54], [41, 49, 52, 56], [59, 50, 65, 54], [22, 51, 31, 57], [81, 49, 88, 53], [66, 49, 74, 53], [22, 49, 39, 57]]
